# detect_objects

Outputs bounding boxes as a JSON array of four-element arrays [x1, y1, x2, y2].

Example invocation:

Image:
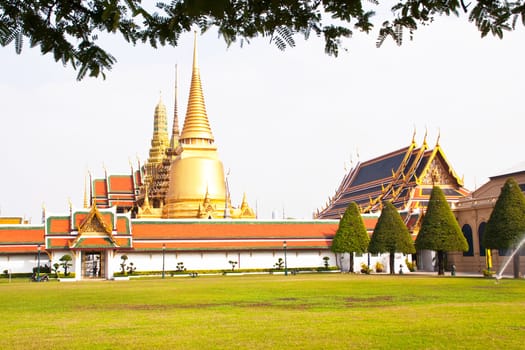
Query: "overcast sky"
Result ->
[[1, 14, 523, 223]]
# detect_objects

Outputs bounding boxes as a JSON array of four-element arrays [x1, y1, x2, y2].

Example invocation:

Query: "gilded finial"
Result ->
[[83, 173, 88, 209], [411, 126, 416, 145], [436, 128, 441, 146], [170, 64, 181, 149], [423, 128, 428, 146]]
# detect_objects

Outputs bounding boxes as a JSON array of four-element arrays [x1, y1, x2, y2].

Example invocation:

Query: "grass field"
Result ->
[[1, 274, 523, 349]]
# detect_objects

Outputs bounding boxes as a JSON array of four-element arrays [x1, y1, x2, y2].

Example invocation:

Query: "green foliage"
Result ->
[[360, 262, 371, 274], [405, 258, 416, 272], [416, 186, 468, 252], [126, 262, 136, 275], [52, 263, 60, 278], [58, 272, 75, 279], [369, 202, 415, 255], [120, 254, 128, 274], [59, 254, 72, 276], [416, 186, 467, 275], [2, 1, 524, 80], [332, 202, 370, 254], [322, 256, 330, 270], [274, 258, 284, 270], [369, 201, 414, 274], [483, 178, 525, 249], [331, 202, 369, 272], [228, 260, 238, 271], [176, 262, 186, 272]]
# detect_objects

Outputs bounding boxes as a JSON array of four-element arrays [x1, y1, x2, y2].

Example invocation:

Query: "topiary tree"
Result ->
[[53, 262, 60, 278], [331, 202, 370, 273], [416, 186, 468, 275], [483, 178, 525, 279], [369, 201, 415, 274], [59, 254, 72, 276], [120, 255, 128, 274]]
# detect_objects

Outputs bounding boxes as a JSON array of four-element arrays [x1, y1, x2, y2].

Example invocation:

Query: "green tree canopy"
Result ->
[[2, 0, 525, 80], [369, 201, 415, 274], [483, 177, 525, 278], [331, 201, 370, 272], [484, 178, 525, 249], [415, 186, 468, 275]]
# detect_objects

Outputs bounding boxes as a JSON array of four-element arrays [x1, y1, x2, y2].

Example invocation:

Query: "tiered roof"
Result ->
[[317, 134, 469, 221], [45, 205, 132, 250], [92, 173, 137, 211]]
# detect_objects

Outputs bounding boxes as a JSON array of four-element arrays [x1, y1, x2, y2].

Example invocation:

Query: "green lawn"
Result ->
[[1, 274, 523, 349]]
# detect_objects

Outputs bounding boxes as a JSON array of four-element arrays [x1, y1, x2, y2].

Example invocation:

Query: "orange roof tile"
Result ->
[[47, 217, 70, 234], [94, 179, 108, 197], [116, 217, 130, 234], [47, 238, 73, 249], [132, 221, 338, 240], [108, 175, 134, 193], [0, 227, 44, 244]]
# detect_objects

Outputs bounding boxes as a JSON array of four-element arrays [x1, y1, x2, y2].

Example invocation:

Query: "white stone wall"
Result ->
[[1, 249, 416, 278], [116, 250, 338, 273], [0, 253, 53, 274]]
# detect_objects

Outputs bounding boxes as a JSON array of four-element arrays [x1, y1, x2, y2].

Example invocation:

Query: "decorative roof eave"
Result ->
[[406, 142, 429, 186], [69, 236, 120, 250], [363, 139, 418, 212]]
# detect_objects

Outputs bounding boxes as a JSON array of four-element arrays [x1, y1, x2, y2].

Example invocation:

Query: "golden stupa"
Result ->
[[156, 33, 254, 219]]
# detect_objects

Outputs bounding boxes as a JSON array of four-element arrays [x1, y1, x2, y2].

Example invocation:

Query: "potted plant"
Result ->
[[375, 261, 384, 273]]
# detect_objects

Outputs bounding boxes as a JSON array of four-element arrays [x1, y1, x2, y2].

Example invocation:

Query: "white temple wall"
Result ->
[[0, 254, 43, 274], [117, 250, 338, 273]]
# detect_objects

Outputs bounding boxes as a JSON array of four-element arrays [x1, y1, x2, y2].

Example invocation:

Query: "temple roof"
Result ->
[[317, 135, 469, 219]]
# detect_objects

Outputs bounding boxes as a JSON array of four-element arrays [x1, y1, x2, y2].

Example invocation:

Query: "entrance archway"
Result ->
[[82, 252, 105, 279]]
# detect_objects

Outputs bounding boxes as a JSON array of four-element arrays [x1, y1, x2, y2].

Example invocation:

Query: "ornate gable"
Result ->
[[71, 204, 118, 249], [418, 146, 463, 187]]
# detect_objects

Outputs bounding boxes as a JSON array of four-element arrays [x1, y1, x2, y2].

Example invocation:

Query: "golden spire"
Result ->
[[83, 173, 89, 208], [170, 64, 181, 150], [179, 32, 215, 144], [148, 94, 170, 164]]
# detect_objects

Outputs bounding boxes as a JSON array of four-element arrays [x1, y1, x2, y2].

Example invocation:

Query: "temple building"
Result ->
[[1, 35, 521, 279], [317, 132, 469, 231], [0, 35, 341, 280], [91, 35, 255, 220], [316, 133, 472, 272]]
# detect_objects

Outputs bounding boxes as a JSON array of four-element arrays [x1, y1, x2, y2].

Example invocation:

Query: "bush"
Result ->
[[58, 272, 75, 279], [405, 259, 417, 272], [360, 263, 371, 274], [375, 261, 384, 273]]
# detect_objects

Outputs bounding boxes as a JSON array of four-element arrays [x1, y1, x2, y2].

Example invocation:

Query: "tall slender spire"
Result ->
[[148, 93, 170, 165], [179, 32, 214, 144], [170, 64, 180, 150]]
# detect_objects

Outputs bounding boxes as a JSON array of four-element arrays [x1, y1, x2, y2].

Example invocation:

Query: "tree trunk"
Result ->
[[437, 250, 445, 275], [389, 252, 395, 275], [349, 253, 354, 273], [513, 250, 520, 279]]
